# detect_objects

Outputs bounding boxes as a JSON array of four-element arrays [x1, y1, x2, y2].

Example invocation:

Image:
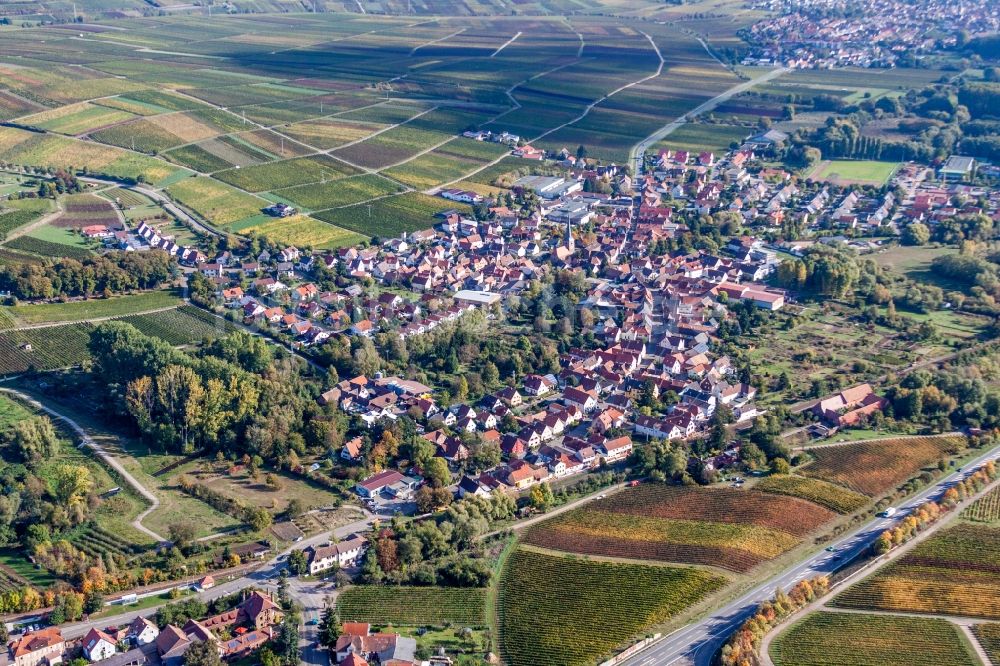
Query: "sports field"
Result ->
[[806, 160, 900, 185]]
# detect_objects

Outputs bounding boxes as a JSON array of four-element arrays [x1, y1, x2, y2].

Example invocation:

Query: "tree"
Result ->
[[529, 482, 554, 512], [902, 222, 930, 246], [287, 549, 308, 576], [286, 498, 304, 519], [424, 457, 451, 489], [576, 145, 588, 159], [276, 612, 301, 665], [168, 522, 197, 549], [318, 603, 340, 649], [83, 589, 104, 615], [770, 458, 791, 475], [184, 639, 223, 666]]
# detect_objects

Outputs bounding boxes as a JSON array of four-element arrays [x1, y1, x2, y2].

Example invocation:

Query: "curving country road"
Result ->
[[0, 387, 167, 544], [618, 442, 1000, 666]]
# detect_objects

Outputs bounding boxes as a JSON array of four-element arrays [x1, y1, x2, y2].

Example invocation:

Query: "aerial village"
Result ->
[[742, 0, 1000, 68], [7, 111, 998, 666]]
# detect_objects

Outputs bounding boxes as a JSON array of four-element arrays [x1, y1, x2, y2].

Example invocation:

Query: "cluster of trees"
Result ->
[[780, 79, 1000, 165], [0, 413, 101, 546], [775, 243, 860, 298], [0, 250, 175, 301], [359, 494, 516, 587], [874, 462, 996, 555], [886, 358, 1000, 431], [90, 324, 343, 469], [36, 170, 82, 198]]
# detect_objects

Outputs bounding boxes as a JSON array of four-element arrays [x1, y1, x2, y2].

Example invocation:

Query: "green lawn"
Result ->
[[807, 160, 900, 185]]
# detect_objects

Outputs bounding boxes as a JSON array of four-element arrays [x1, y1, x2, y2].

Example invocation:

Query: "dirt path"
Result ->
[[0, 387, 167, 544]]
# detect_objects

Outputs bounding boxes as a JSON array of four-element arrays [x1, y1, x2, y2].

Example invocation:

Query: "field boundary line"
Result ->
[[528, 30, 666, 146], [410, 28, 466, 56], [490, 31, 522, 58], [0, 387, 167, 544]]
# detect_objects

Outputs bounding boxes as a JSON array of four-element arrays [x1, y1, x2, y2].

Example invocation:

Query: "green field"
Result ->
[[771, 612, 979, 666], [806, 160, 900, 185], [165, 176, 265, 227]]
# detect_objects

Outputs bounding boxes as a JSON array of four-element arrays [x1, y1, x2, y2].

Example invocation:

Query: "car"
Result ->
[[306, 618, 319, 626], [825, 546, 836, 552], [597, 494, 606, 499]]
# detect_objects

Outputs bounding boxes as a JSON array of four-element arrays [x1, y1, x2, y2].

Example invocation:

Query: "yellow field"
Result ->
[[166, 176, 265, 226], [21, 102, 136, 135], [244, 215, 365, 248], [149, 112, 224, 143], [281, 118, 384, 150]]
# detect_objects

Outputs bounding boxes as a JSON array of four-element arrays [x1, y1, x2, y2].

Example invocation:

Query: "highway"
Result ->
[[620, 443, 1000, 666]]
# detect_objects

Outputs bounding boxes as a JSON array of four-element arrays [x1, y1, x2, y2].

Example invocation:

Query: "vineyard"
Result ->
[[963, 486, 1000, 524], [115, 306, 235, 345], [973, 623, 1000, 664], [522, 485, 835, 573], [498, 549, 726, 666], [1, 291, 180, 326], [52, 194, 120, 229], [5, 236, 93, 260], [336, 586, 487, 627], [0, 306, 233, 374], [67, 523, 139, 559], [832, 524, 1000, 620], [0, 323, 92, 375], [755, 475, 869, 514], [800, 436, 964, 496], [770, 611, 979, 666]]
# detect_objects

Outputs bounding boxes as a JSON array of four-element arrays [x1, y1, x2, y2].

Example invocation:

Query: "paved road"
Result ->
[[630, 67, 788, 176], [0, 387, 166, 544], [619, 443, 1000, 666]]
